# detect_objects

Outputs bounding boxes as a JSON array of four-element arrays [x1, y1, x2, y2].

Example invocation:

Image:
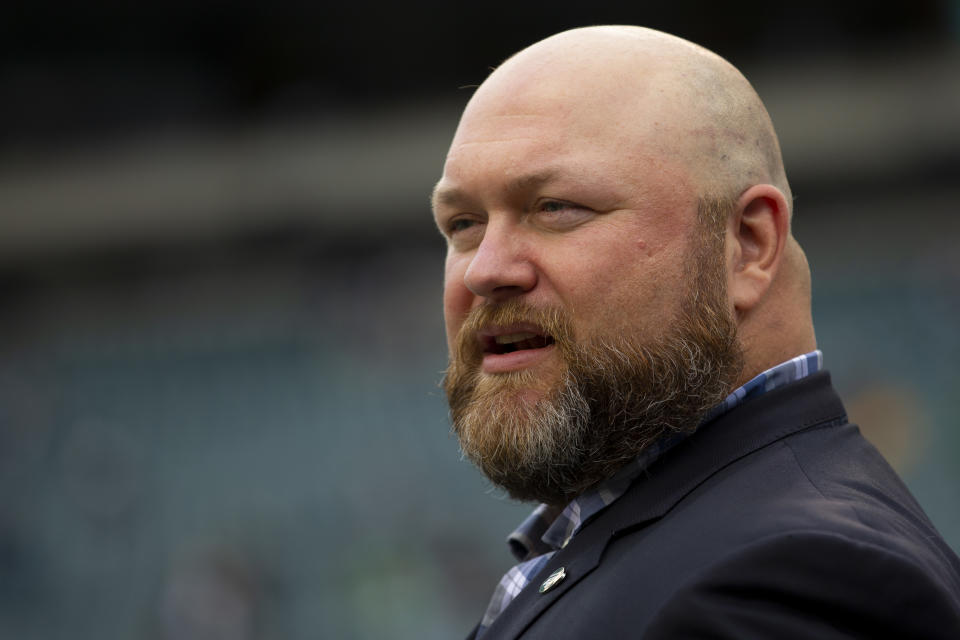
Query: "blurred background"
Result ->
[[1, 1, 958, 638]]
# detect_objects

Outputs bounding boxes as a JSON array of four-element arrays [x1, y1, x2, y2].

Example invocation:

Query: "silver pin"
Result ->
[[539, 567, 566, 594]]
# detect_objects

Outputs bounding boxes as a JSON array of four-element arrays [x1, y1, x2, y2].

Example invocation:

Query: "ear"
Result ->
[[726, 184, 790, 315]]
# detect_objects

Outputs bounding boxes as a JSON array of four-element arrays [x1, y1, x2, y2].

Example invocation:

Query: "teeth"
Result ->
[[494, 332, 538, 345]]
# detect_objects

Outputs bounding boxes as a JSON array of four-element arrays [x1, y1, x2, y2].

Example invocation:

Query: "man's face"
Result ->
[[433, 75, 742, 504], [435, 85, 699, 380]]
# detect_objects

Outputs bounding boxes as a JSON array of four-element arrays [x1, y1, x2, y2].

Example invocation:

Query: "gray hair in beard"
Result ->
[[443, 197, 743, 506]]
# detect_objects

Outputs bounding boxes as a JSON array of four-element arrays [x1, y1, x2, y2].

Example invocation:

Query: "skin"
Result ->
[[433, 26, 817, 393]]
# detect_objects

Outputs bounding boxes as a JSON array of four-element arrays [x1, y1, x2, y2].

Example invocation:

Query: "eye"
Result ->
[[536, 199, 585, 215], [448, 218, 478, 233], [442, 215, 485, 249], [532, 199, 595, 229]]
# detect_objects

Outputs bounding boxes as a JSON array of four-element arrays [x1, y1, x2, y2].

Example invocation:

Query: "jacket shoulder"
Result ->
[[643, 530, 960, 640]]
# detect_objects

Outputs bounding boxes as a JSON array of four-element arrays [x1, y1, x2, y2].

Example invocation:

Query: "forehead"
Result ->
[[436, 104, 690, 214], [434, 42, 709, 216], [447, 66, 693, 171], [451, 74, 635, 149]]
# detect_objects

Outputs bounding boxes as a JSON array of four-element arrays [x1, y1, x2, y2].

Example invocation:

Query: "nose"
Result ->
[[462, 222, 537, 301]]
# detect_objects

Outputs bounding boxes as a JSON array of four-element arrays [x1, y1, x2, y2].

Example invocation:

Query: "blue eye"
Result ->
[[532, 199, 594, 230], [540, 200, 568, 212]]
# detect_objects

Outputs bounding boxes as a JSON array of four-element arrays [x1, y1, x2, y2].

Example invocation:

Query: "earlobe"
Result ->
[[728, 185, 790, 314]]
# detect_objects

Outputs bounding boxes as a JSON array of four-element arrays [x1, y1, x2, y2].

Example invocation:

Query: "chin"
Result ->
[[474, 366, 564, 402]]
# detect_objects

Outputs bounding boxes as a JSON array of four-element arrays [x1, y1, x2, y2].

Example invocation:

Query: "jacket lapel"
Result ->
[[479, 513, 612, 639]]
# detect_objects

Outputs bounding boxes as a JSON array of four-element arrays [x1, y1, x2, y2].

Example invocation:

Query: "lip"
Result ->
[[478, 323, 556, 374], [482, 343, 556, 373], [477, 322, 549, 340]]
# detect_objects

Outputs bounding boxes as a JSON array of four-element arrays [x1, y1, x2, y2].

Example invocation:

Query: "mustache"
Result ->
[[453, 300, 574, 366]]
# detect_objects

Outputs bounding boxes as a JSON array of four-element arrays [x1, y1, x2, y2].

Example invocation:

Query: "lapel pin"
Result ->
[[539, 567, 566, 594]]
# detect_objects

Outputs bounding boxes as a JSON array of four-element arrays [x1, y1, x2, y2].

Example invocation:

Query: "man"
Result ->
[[431, 26, 960, 639]]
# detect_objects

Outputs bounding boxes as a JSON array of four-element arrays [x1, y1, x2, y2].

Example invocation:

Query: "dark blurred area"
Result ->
[[1, 2, 958, 638], [0, 1, 954, 149]]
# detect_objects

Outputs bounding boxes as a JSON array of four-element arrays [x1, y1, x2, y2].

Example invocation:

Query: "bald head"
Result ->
[[458, 26, 791, 211]]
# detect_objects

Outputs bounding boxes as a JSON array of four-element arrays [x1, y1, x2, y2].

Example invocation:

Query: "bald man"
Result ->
[[432, 26, 960, 639]]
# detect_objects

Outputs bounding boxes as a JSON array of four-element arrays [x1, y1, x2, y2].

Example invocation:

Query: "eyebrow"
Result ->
[[431, 168, 564, 214]]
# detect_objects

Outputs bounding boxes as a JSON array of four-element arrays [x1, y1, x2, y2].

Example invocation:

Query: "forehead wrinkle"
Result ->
[[501, 168, 563, 195], [451, 137, 540, 148]]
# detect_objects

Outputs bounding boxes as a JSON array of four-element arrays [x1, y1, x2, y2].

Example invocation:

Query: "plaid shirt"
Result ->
[[476, 351, 824, 635]]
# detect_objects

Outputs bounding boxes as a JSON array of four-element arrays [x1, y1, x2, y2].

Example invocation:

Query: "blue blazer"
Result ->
[[473, 372, 960, 639]]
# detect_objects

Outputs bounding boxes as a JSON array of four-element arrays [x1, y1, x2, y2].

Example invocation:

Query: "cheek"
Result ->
[[442, 256, 473, 349], [555, 239, 686, 336], [552, 232, 651, 298]]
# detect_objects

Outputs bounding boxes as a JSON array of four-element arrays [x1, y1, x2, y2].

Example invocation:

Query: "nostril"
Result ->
[[462, 237, 537, 298]]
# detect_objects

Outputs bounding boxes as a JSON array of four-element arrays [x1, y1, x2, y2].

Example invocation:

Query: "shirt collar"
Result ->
[[506, 350, 824, 561]]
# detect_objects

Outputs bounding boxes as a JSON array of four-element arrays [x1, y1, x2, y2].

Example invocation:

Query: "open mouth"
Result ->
[[482, 331, 555, 355]]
